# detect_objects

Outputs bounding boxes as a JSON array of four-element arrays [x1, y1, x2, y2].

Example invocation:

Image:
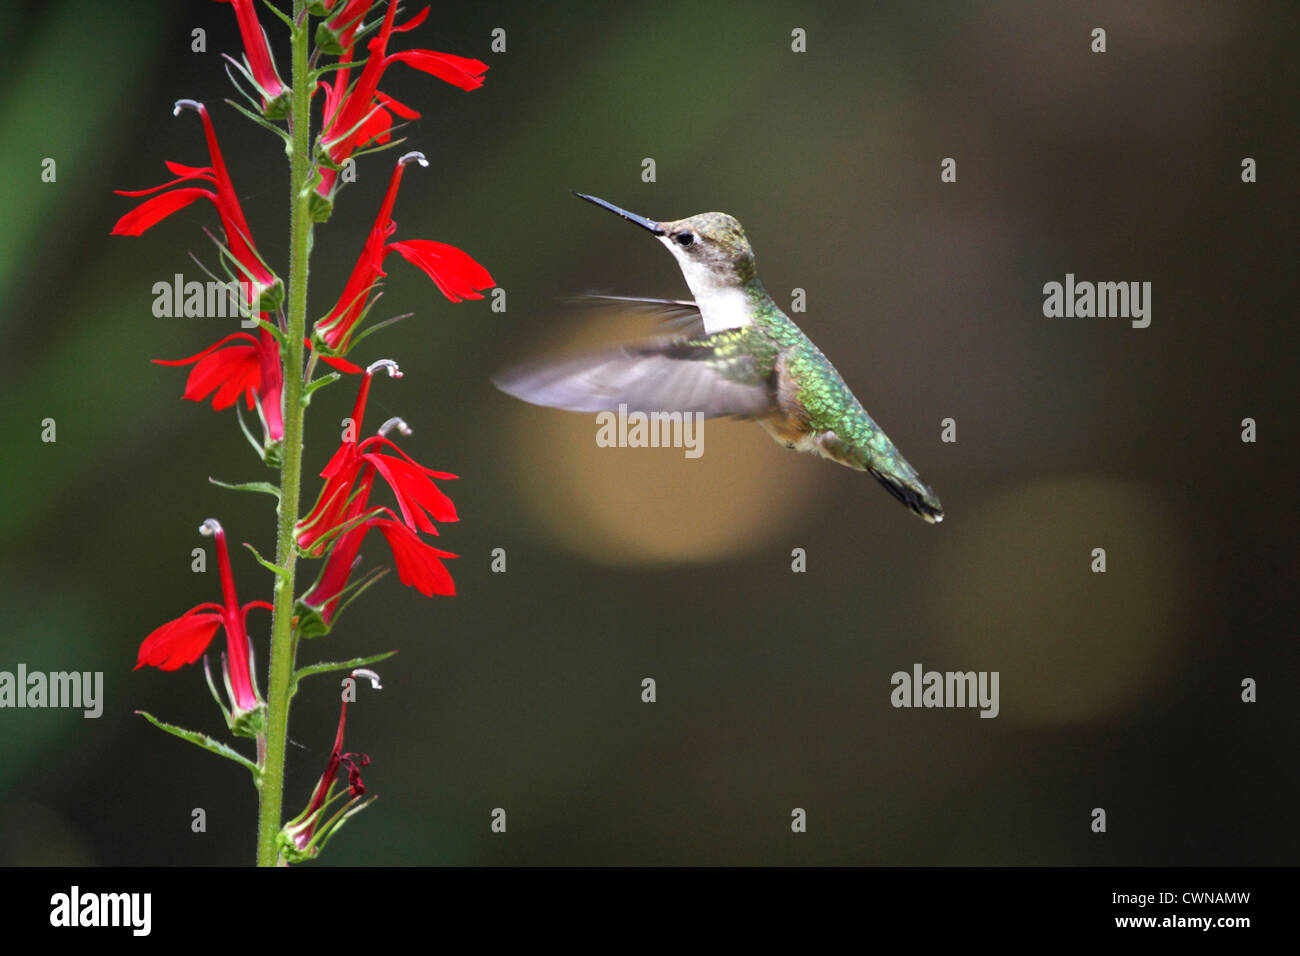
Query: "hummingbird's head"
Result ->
[[574, 193, 758, 295], [656, 212, 757, 290]]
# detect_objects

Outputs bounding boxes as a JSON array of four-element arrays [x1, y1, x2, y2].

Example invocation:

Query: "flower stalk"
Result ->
[[255, 0, 314, 868], [122, 0, 489, 868]]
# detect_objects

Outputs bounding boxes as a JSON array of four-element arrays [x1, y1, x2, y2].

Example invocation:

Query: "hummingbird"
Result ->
[[493, 193, 943, 523]]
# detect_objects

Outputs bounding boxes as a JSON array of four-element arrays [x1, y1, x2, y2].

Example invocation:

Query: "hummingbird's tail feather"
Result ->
[[867, 464, 944, 524], [814, 430, 944, 523]]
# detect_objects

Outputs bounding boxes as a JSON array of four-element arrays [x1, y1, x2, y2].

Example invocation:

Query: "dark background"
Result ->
[[0, 0, 1295, 865]]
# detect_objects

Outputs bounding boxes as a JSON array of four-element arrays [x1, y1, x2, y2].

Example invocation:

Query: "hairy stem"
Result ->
[[256, 0, 312, 868]]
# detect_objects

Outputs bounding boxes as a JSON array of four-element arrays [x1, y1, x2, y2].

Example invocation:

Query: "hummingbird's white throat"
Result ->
[[660, 237, 752, 334]]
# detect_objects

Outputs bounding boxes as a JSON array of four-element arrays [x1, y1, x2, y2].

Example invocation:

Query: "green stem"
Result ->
[[256, 0, 312, 868]]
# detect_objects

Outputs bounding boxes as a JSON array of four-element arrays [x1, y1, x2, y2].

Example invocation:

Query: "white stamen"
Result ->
[[365, 359, 402, 378]]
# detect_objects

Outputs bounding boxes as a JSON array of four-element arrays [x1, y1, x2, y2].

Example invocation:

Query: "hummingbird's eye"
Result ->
[[675, 232, 695, 248]]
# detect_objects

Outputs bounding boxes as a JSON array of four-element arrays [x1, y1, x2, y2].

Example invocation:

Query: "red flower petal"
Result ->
[[359, 435, 457, 479], [183, 341, 261, 410], [375, 89, 420, 120], [355, 103, 396, 150], [366, 452, 458, 532], [255, 327, 285, 441], [114, 169, 211, 198], [391, 5, 430, 33], [386, 49, 488, 91], [152, 331, 259, 367], [387, 239, 494, 303], [319, 353, 365, 374], [241, 600, 274, 623], [111, 187, 213, 236], [136, 605, 224, 671], [163, 160, 214, 180], [374, 519, 457, 596]]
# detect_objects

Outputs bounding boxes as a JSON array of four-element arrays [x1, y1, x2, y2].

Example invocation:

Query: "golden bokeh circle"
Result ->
[[927, 477, 1187, 725]]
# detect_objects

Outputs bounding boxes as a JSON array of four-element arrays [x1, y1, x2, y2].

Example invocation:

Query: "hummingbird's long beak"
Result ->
[[573, 192, 665, 235]]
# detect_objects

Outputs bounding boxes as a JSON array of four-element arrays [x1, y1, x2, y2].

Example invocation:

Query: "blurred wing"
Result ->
[[570, 294, 705, 335], [493, 331, 772, 419]]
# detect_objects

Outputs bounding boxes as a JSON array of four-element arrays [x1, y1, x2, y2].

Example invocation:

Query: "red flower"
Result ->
[[137, 520, 270, 720], [295, 365, 459, 627], [113, 100, 280, 308], [315, 0, 487, 201], [281, 669, 379, 860], [113, 101, 294, 448], [302, 511, 457, 624], [214, 0, 289, 116], [153, 334, 358, 447], [313, 672, 372, 806], [313, 153, 493, 352], [297, 360, 457, 556], [154, 328, 285, 443]]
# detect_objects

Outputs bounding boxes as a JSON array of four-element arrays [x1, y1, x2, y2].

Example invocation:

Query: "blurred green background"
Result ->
[[1, 0, 1296, 865]]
